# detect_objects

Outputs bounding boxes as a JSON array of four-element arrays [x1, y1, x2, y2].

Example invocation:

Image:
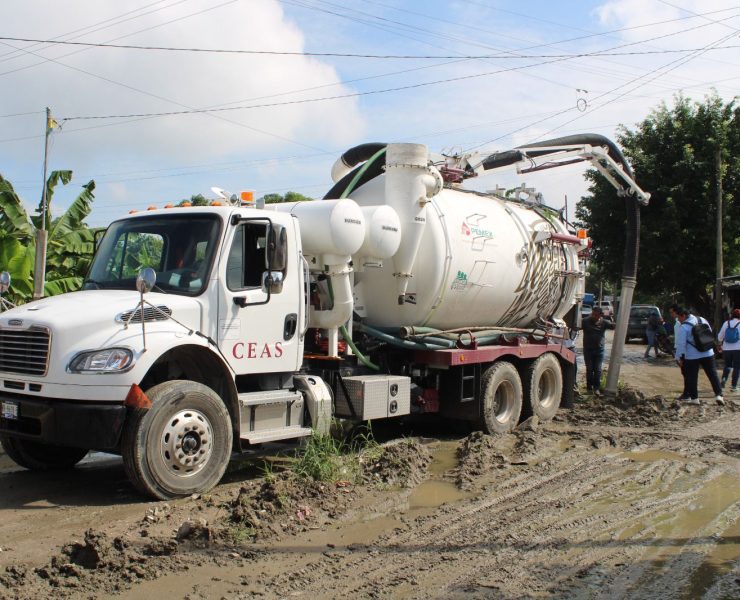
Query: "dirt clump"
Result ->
[[226, 473, 357, 542], [360, 439, 431, 488], [0, 529, 181, 599], [454, 431, 510, 489], [563, 385, 737, 428]]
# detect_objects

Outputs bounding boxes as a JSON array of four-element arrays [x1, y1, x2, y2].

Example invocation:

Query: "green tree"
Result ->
[[576, 93, 740, 312], [260, 191, 313, 204], [0, 171, 98, 304], [178, 193, 210, 207]]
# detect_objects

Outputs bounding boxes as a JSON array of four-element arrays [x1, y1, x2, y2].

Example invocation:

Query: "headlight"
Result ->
[[68, 348, 134, 373]]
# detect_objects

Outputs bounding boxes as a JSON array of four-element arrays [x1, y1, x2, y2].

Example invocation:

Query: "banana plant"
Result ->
[[0, 172, 97, 304]]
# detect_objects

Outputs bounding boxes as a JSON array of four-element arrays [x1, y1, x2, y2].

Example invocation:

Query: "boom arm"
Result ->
[[462, 133, 650, 205]]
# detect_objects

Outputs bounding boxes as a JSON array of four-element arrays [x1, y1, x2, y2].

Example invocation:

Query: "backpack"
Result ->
[[725, 320, 740, 344], [686, 317, 714, 352]]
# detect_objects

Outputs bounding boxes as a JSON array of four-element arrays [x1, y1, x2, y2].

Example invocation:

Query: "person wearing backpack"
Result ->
[[675, 308, 724, 405], [718, 308, 740, 392]]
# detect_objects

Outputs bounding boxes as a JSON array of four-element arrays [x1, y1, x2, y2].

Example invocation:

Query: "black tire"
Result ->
[[522, 353, 563, 422], [121, 380, 233, 500], [477, 361, 523, 434], [0, 435, 88, 470]]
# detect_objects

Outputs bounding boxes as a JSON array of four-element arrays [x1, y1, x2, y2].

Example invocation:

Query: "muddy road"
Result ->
[[1, 332, 738, 599]]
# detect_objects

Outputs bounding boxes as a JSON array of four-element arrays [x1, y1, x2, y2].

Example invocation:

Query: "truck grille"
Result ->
[[0, 326, 51, 376], [116, 305, 172, 324]]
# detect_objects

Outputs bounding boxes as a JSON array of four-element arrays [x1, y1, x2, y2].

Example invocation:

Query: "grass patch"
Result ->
[[291, 423, 382, 483], [225, 518, 255, 545]]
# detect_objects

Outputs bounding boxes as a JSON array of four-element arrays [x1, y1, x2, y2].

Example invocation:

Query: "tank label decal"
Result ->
[[462, 214, 495, 251], [451, 270, 468, 291]]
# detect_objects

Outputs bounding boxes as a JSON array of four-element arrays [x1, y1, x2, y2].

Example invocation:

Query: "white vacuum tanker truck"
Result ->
[[0, 136, 649, 499]]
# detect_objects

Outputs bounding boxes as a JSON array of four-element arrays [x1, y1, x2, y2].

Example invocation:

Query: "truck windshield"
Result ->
[[85, 214, 221, 295]]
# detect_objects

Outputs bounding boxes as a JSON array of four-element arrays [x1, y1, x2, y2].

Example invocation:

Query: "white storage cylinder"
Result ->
[[355, 205, 402, 261], [267, 199, 365, 261], [350, 183, 580, 329]]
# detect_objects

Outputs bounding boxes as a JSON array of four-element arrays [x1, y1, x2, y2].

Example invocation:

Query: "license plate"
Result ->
[[2, 401, 18, 420]]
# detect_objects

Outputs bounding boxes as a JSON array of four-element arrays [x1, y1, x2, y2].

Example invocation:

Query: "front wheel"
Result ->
[[121, 380, 233, 500], [477, 361, 523, 434], [0, 435, 88, 470]]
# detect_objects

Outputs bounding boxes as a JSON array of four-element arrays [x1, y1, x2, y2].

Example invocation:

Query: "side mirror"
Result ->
[[0, 271, 10, 294], [269, 225, 288, 272], [136, 267, 156, 294], [262, 271, 284, 294], [93, 228, 106, 254]]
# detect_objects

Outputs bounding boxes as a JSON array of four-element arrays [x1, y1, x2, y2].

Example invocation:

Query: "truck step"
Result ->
[[238, 390, 302, 407], [241, 426, 313, 445]]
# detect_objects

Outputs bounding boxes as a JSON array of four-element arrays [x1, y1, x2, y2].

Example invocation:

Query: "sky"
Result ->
[[1, 0, 739, 227]]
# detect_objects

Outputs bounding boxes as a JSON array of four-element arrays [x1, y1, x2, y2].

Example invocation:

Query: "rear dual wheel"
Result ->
[[478, 354, 563, 434], [478, 361, 523, 434], [522, 353, 563, 422]]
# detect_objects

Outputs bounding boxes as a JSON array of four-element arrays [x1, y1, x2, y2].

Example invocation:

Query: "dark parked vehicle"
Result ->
[[626, 305, 662, 342]]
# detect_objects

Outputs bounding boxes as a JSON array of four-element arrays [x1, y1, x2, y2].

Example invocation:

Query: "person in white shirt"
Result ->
[[718, 308, 740, 392]]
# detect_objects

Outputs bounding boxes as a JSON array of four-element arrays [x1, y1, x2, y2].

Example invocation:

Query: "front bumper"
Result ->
[[0, 392, 126, 451]]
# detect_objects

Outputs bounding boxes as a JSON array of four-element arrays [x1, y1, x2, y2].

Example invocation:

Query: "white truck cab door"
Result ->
[[217, 217, 303, 375]]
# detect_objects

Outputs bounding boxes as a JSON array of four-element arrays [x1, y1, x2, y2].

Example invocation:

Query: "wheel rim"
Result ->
[[160, 409, 213, 477], [493, 380, 516, 424], [538, 368, 559, 410]]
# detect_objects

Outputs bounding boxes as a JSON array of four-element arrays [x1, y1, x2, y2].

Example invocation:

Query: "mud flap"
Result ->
[[561, 359, 575, 408], [294, 375, 332, 435]]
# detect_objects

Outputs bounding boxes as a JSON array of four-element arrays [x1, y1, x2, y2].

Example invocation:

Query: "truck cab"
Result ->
[[0, 206, 317, 498]]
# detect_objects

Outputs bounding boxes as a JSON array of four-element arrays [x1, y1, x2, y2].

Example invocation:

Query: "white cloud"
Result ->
[[1, 0, 366, 165]]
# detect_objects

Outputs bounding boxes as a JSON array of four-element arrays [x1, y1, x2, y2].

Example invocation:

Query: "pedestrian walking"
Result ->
[[644, 309, 661, 358], [674, 308, 724, 406], [669, 304, 689, 400], [581, 305, 607, 395], [718, 308, 740, 392]]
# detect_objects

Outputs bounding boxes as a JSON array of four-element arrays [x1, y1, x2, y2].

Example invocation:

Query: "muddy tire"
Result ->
[[121, 380, 232, 500], [0, 435, 88, 470], [522, 353, 563, 422], [477, 361, 522, 434]]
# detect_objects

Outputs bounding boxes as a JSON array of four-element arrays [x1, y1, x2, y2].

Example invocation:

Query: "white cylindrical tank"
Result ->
[[267, 199, 365, 263], [350, 181, 581, 329], [355, 205, 402, 261]]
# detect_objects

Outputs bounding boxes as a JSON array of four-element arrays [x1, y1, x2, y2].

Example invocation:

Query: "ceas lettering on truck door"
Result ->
[[232, 342, 283, 360]]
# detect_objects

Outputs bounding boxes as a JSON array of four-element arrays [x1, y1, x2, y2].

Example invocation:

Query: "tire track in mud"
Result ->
[[239, 435, 738, 600]]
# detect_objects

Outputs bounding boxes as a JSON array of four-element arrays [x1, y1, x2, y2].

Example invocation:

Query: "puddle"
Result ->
[[408, 479, 469, 509], [634, 473, 740, 594], [408, 441, 470, 510], [622, 449, 688, 463], [684, 518, 740, 599], [271, 513, 401, 550]]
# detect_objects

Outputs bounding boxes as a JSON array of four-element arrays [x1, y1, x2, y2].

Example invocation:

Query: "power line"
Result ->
[[58, 11, 740, 124], [0, 0, 189, 63], [0, 109, 44, 119], [1, 35, 738, 59], [0, 0, 240, 78], [469, 27, 740, 153]]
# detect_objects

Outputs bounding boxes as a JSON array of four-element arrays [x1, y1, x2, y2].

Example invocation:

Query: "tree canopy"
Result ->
[[576, 93, 740, 312], [260, 191, 313, 204]]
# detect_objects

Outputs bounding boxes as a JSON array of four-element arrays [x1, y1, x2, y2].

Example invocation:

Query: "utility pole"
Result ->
[[714, 145, 723, 331], [32, 107, 53, 300]]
